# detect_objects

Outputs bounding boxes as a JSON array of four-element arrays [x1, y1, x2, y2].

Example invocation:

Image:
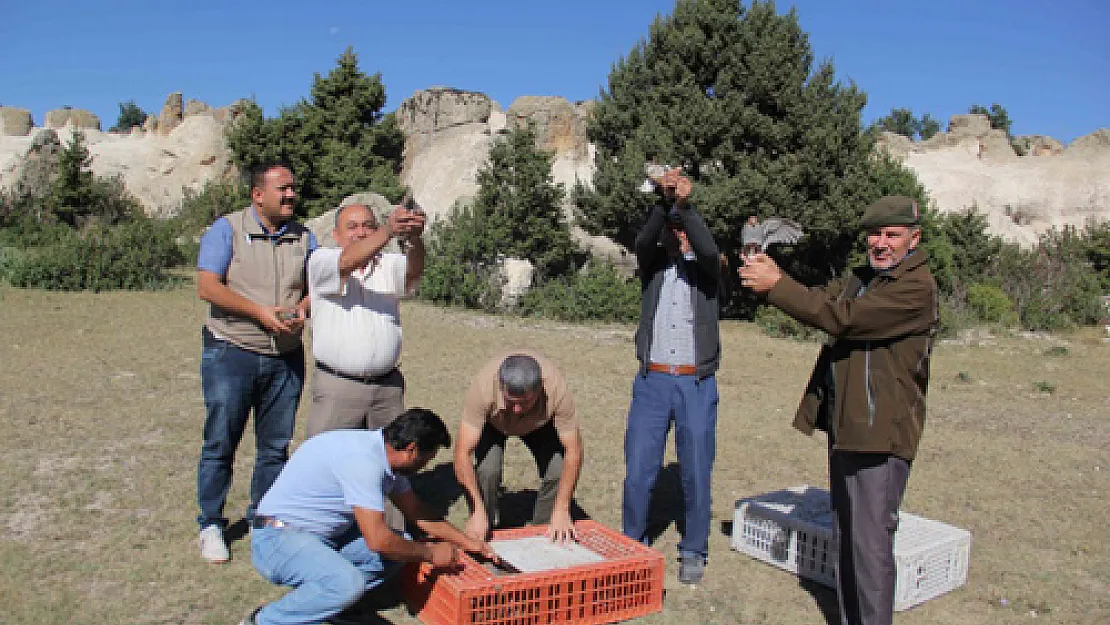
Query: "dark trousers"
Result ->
[[474, 421, 565, 526], [829, 450, 912, 625]]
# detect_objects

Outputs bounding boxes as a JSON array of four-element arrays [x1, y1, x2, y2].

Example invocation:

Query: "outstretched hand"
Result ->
[[737, 253, 783, 294]]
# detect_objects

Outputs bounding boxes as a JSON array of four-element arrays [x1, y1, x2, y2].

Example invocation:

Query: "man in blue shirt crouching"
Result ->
[[242, 408, 497, 625]]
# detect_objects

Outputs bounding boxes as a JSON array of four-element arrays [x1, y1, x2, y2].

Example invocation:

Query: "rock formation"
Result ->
[[43, 107, 101, 131], [0, 94, 238, 218], [1, 92, 1107, 255], [0, 107, 33, 137], [878, 114, 1110, 246]]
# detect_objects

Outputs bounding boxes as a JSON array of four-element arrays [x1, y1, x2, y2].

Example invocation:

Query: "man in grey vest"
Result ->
[[194, 161, 318, 563]]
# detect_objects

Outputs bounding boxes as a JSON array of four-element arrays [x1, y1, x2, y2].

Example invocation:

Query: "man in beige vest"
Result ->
[[194, 162, 317, 563]]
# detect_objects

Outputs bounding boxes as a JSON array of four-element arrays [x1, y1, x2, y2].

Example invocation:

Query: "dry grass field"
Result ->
[[0, 284, 1107, 625]]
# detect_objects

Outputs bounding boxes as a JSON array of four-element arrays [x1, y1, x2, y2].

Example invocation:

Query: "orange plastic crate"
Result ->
[[402, 520, 664, 625]]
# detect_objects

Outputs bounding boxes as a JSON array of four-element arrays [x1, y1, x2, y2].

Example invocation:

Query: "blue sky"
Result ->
[[1, 1, 1106, 143]]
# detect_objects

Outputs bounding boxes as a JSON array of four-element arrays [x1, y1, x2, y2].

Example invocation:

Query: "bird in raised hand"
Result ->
[[741, 215, 805, 258]]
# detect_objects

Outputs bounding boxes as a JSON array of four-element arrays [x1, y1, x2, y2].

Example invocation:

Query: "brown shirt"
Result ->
[[460, 349, 577, 437]]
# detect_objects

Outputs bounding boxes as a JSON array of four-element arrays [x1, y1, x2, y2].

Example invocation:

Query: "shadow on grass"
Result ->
[[799, 578, 839, 625], [644, 462, 685, 546], [496, 490, 591, 529], [408, 461, 592, 530], [334, 574, 401, 624], [409, 461, 464, 516], [226, 518, 250, 545], [717, 518, 840, 625]]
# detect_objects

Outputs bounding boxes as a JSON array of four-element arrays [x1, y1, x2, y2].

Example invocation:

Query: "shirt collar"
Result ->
[[249, 205, 289, 236]]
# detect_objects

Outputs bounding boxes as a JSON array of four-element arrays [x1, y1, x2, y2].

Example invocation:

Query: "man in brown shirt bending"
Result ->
[[454, 350, 584, 544]]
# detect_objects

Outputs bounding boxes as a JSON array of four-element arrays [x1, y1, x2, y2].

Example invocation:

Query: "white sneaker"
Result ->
[[198, 525, 230, 563]]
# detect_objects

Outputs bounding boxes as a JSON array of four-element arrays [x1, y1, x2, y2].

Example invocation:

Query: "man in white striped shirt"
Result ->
[[305, 201, 425, 438]]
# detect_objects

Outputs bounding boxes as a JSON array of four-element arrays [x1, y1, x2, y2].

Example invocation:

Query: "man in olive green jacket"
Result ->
[[739, 196, 939, 625]]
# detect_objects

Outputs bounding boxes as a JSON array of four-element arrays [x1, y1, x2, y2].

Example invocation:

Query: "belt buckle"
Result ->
[[668, 364, 680, 375]]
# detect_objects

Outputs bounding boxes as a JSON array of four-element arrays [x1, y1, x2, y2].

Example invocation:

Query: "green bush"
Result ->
[[4, 218, 185, 291], [987, 227, 1105, 331], [754, 305, 826, 342], [169, 179, 250, 265], [518, 262, 641, 322], [936, 296, 977, 338], [965, 283, 1017, 325]]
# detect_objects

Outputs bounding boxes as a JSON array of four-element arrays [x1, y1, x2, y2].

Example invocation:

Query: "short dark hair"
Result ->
[[498, 354, 543, 396], [383, 407, 451, 453], [248, 161, 293, 192]]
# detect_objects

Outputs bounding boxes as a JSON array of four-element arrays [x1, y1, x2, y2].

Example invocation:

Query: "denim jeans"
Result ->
[[622, 371, 718, 560], [251, 525, 398, 625], [197, 330, 304, 528]]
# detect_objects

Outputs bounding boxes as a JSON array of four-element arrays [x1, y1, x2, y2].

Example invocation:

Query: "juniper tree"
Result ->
[[422, 123, 583, 307], [575, 0, 923, 286], [227, 46, 404, 217], [109, 101, 148, 133]]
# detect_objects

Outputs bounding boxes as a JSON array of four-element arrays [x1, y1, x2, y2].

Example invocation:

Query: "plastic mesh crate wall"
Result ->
[[402, 520, 664, 625], [731, 485, 971, 611]]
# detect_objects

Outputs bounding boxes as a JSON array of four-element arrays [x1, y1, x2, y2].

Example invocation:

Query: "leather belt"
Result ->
[[252, 516, 288, 530], [648, 363, 697, 376], [315, 361, 396, 384]]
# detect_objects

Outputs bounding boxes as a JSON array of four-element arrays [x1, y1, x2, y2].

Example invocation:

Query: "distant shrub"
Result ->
[[754, 305, 826, 341], [169, 179, 249, 265], [5, 218, 185, 291], [965, 283, 1018, 325], [518, 262, 641, 322]]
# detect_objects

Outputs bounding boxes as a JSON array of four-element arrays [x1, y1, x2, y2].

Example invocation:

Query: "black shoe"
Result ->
[[678, 556, 706, 584], [239, 606, 262, 625]]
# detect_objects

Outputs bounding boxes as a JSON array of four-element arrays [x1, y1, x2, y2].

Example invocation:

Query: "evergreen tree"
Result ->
[[873, 108, 940, 141], [302, 46, 405, 216], [422, 123, 583, 305], [575, 0, 921, 286], [917, 113, 941, 140], [874, 108, 918, 138], [109, 100, 148, 133], [471, 124, 582, 279], [969, 103, 1013, 138], [226, 47, 404, 217], [50, 131, 97, 227]]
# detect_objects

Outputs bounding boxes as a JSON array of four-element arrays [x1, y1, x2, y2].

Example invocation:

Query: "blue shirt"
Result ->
[[256, 430, 411, 540], [197, 206, 319, 277]]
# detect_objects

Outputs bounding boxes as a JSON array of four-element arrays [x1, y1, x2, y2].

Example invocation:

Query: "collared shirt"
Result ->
[[255, 429, 411, 540], [460, 349, 578, 437], [308, 247, 412, 377], [197, 206, 318, 277], [649, 259, 696, 366]]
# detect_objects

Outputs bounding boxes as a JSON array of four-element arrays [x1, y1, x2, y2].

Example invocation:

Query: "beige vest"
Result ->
[[205, 207, 311, 355]]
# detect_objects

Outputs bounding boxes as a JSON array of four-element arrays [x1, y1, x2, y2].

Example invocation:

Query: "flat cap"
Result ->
[[860, 195, 920, 228]]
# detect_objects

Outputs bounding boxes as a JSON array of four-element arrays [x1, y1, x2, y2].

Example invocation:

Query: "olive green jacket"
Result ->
[[767, 251, 939, 461]]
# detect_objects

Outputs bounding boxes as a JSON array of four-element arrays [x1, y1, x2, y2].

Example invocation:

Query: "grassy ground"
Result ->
[[0, 284, 1106, 625]]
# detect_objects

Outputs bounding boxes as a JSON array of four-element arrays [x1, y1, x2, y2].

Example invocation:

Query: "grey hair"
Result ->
[[498, 354, 543, 396], [334, 203, 379, 229]]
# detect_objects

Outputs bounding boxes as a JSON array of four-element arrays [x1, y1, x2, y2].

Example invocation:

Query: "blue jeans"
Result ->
[[622, 371, 718, 560], [197, 330, 304, 528], [251, 525, 398, 625]]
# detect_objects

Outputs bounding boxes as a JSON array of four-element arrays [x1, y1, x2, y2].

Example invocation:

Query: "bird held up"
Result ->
[[741, 215, 805, 258]]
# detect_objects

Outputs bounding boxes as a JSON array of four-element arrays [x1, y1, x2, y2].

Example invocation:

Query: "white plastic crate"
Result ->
[[731, 485, 971, 611]]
